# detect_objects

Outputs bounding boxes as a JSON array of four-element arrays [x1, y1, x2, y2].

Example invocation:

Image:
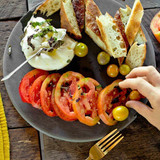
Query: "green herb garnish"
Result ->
[[95, 85, 102, 89], [30, 19, 53, 28]]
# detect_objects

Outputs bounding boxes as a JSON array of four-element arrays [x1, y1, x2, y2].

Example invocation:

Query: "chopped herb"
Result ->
[[30, 19, 53, 28], [76, 98, 80, 102], [95, 85, 102, 89], [81, 92, 85, 96], [33, 26, 57, 38], [27, 35, 35, 50], [78, 85, 81, 90], [67, 59, 71, 63], [8, 45, 12, 56], [46, 19, 52, 23]]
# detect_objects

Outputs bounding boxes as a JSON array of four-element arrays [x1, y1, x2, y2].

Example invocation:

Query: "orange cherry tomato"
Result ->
[[129, 90, 141, 100], [107, 64, 119, 78]]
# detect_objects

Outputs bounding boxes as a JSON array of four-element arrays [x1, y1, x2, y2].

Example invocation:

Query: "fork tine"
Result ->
[[104, 136, 124, 155], [101, 133, 122, 151], [99, 131, 119, 149], [96, 129, 118, 146]]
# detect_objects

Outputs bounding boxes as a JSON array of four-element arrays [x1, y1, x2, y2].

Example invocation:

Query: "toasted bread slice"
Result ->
[[84, 0, 108, 52], [119, 4, 146, 45], [34, 0, 61, 17], [72, 0, 85, 32], [60, 0, 82, 39], [125, 0, 144, 46], [96, 12, 127, 58], [125, 42, 146, 69]]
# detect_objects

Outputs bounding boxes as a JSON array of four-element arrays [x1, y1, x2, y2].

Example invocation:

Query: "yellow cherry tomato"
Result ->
[[112, 106, 129, 121], [129, 90, 141, 100], [74, 42, 88, 57], [107, 64, 119, 78], [97, 52, 110, 65], [119, 64, 131, 76]]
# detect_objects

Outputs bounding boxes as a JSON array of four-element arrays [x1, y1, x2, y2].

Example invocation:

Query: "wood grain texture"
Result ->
[[0, 0, 27, 20], [42, 116, 160, 160], [116, 0, 160, 9], [0, 21, 30, 128], [9, 128, 41, 160]]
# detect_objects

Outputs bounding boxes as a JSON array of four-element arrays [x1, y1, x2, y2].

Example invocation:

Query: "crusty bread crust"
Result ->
[[125, 42, 146, 69], [85, 0, 108, 52], [125, 0, 144, 46], [60, 0, 82, 39], [119, 5, 146, 45], [34, 0, 61, 17]]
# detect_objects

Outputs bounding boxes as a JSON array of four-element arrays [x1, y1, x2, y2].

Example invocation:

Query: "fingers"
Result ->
[[126, 100, 153, 119], [119, 77, 156, 102], [126, 66, 160, 86]]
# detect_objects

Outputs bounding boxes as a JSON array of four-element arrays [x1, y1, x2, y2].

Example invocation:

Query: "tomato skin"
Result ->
[[29, 75, 48, 109], [55, 71, 84, 121], [107, 64, 119, 78], [97, 79, 123, 126], [40, 73, 61, 117], [72, 78, 102, 126], [74, 42, 88, 57], [112, 106, 129, 121], [97, 52, 110, 65], [129, 90, 142, 100], [19, 69, 49, 103], [150, 11, 160, 43]]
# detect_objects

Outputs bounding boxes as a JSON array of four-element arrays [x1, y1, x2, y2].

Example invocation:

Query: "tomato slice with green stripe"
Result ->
[[40, 73, 61, 117], [55, 71, 84, 121], [19, 69, 49, 103], [29, 75, 48, 109], [72, 78, 102, 126], [97, 79, 129, 126]]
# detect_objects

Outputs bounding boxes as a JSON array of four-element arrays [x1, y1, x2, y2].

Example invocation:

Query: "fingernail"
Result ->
[[126, 102, 131, 108]]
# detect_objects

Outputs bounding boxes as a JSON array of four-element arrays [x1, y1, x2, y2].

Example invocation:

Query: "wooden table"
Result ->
[[0, 0, 160, 159]]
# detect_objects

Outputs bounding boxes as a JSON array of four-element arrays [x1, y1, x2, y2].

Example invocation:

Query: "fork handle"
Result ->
[[85, 157, 92, 160]]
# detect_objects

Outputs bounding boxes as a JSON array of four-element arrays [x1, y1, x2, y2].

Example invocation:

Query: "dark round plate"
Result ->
[[3, 0, 156, 142]]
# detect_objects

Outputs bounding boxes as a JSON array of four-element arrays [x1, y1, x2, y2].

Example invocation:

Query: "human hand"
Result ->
[[119, 66, 160, 130]]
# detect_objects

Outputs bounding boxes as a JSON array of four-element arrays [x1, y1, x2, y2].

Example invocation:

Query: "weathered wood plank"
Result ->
[[0, 21, 30, 128], [115, 0, 160, 9], [27, 0, 160, 11], [42, 116, 160, 160], [9, 128, 41, 160], [0, 0, 27, 20]]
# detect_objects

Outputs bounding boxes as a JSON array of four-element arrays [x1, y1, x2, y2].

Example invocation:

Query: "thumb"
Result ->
[[126, 100, 153, 119]]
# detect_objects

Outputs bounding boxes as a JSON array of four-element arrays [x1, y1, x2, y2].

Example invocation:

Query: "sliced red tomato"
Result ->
[[150, 11, 160, 43], [19, 69, 49, 103], [29, 75, 48, 109], [72, 78, 102, 126], [40, 73, 61, 117], [97, 79, 130, 126], [55, 71, 84, 121]]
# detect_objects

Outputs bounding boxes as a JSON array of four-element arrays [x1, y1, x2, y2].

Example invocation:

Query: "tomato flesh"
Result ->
[[40, 73, 61, 117], [73, 78, 102, 126], [19, 69, 49, 103], [150, 11, 160, 43], [29, 75, 48, 109], [55, 71, 84, 121], [97, 79, 130, 126]]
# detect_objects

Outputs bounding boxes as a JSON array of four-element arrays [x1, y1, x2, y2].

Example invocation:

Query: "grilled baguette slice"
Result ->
[[119, 4, 146, 45], [125, 42, 146, 69], [34, 0, 61, 17], [96, 12, 127, 58], [60, 0, 82, 39], [85, 0, 108, 52], [72, 0, 85, 32]]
